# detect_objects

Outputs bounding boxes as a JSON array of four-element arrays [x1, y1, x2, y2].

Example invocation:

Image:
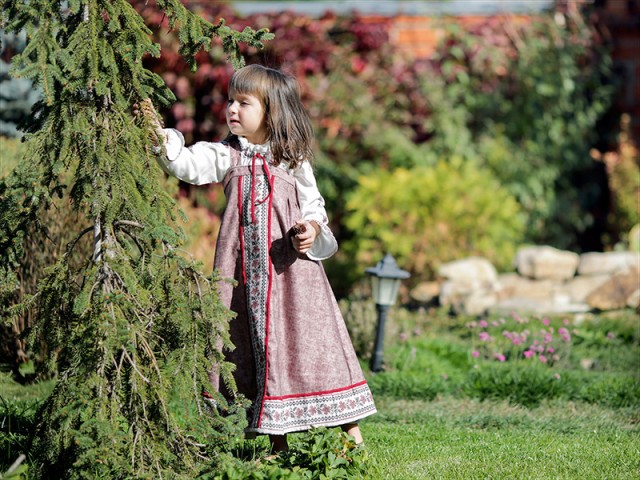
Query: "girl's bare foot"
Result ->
[[341, 423, 363, 444]]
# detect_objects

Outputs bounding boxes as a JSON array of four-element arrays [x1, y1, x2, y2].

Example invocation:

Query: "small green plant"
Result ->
[[281, 428, 369, 479], [202, 428, 370, 479]]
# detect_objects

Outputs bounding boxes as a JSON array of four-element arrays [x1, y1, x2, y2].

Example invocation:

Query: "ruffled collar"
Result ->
[[238, 136, 270, 156]]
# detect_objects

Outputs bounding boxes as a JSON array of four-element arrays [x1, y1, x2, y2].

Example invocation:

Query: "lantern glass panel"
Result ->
[[371, 276, 401, 306]]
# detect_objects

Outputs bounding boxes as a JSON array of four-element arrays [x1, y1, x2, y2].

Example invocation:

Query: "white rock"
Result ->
[[439, 280, 497, 316], [577, 251, 639, 276], [497, 273, 556, 300], [626, 289, 640, 309], [559, 274, 611, 303], [491, 297, 591, 315], [515, 246, 579, 280], [438, 257, 498, 283]]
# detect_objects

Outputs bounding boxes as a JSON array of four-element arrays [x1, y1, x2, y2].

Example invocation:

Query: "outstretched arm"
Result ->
[[134, 99, 231, 185]]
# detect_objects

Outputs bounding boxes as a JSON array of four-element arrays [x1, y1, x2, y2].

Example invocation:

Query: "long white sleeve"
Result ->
[[293, 161, 338, 261], [156, 128, 231, 185]]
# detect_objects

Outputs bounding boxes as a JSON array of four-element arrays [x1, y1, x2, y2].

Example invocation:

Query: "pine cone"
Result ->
[[135, 98, 165, 150], [138, 98, 163, 130], [292, 223, 307, 235]]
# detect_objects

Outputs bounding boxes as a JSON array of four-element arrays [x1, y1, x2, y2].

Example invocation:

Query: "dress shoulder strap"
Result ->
[[223, 136, 242, 167]]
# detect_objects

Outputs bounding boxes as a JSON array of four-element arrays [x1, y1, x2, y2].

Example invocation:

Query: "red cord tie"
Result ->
[[250, 153, 273, 224]]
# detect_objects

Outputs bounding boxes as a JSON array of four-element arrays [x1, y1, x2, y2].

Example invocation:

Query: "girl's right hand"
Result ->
[[292, 220, 319, 254]]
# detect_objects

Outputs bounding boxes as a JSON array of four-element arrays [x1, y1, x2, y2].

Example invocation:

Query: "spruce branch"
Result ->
[[153, 0, 274, 70]]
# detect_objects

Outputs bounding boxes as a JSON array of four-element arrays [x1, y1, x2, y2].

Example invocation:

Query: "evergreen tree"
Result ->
[[0, 0, 272, 477]]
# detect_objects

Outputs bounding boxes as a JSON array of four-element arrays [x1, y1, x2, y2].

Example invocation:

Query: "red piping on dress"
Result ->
[[257, 160, 274, 428], [265, 380, 369, 401]]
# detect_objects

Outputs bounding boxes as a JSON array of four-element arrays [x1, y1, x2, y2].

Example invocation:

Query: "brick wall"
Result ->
[[388, 14, 532, 58]]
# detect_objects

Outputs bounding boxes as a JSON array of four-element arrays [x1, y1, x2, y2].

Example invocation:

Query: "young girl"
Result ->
[[151, 64, 376, 452]]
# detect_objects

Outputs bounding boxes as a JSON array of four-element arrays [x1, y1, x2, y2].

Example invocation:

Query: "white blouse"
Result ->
[[157, 129, 338, 261]]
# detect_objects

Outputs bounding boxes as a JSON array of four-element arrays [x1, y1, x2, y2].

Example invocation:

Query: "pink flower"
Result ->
[[544, 333, 553, 344], [539, 355, 548, 364], [542, 318, 550, 326], [479, 320, 489, 328], [607, 331, 616, 340], [554, 373, 561, 380], [493, 353, 506, 362], [479, 332, 492, 342], [546, 347, 555, 354], [558, 327, 571, 342], [472, 350, 480, 358], [523, 350, 535, 359]]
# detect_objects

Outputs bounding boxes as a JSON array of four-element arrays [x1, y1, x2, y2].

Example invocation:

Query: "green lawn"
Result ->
[[2, 309, 638, 478], [363, 396, 639, 479]]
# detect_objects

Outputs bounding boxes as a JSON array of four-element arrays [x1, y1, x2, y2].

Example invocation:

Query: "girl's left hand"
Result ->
[[292, 220, 319, 254]]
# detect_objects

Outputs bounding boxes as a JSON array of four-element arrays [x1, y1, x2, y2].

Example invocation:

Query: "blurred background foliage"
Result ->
[[1, 1, 637, 299]]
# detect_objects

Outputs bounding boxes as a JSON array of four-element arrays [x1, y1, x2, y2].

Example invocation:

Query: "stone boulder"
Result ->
[[515, 246, 579, 280], [585, 267, 640, 310], [577, 251, 639, 276], [438, 257, 498, 283], [497, 273, 555, 300], [438, 257, 499, 315], [491, 297, 591, 316], [559, 274, 611, 303], [439, 280, 498, 316]]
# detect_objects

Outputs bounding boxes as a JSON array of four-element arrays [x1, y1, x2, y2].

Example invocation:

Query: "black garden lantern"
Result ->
[[365, 253, 410, 372]]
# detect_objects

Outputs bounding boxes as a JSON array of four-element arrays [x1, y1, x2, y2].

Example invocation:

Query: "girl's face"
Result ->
[[226, 93, 267, 144]]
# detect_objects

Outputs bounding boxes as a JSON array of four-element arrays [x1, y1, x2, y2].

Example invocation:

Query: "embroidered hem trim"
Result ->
[[250, 382, 377, 435]]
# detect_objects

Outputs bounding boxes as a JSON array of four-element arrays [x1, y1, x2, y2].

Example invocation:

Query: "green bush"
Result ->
[[572, 372, 640, 408], [343, 159, 525, 280], [463, 363, 569, 407], [368, 371, 450, 401], [463, 366, 639, 409], [428, 12, 615, 249]]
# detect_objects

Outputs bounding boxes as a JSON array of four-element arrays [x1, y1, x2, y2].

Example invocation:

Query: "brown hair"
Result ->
[[227, 64, 314, 169]]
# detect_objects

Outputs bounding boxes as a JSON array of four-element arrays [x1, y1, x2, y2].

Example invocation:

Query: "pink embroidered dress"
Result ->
[[159, 131, 376, 435]]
